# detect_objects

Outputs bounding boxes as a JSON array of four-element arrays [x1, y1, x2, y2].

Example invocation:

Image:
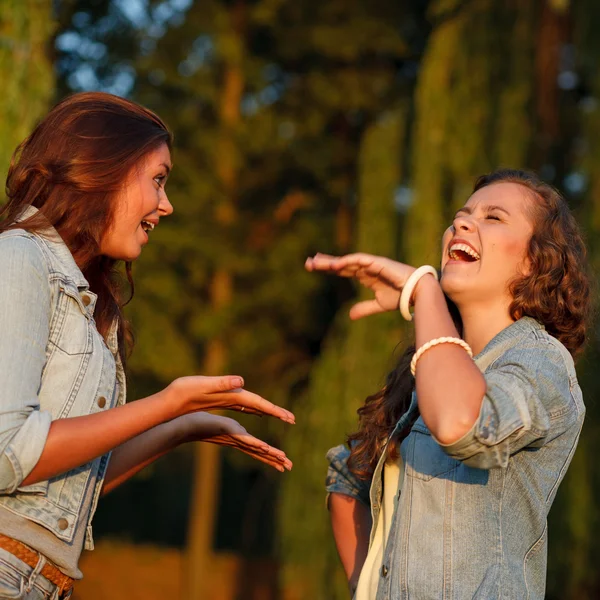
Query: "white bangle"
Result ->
[[410, 337, 473, 376], [399, 265, 439, 321]]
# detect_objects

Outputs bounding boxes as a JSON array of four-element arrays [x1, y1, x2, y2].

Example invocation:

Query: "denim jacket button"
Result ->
[[58, 518, 68, 530], [81, 294, 91, 306], [97, 396, 107, 408], [381, 564, 389, 577]]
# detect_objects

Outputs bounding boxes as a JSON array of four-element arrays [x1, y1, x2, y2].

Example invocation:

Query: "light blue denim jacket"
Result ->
[[0, 206, 125, 550], [326, 317, 585, 600]]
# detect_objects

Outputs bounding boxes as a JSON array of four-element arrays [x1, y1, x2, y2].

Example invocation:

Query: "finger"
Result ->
[[202, 375, 245, 393], [227, 390, 296, 424], [231, 433, 292, 465], [333, 265, 362, 278], [348, 299, 386, 320], [232, 433, 273, 454], [306, 258, 360, 279], [305, 252, 352, 271], [243, 448, 293, 472], [208, 438, 286, 471], [306, 254, 345, 272], [329, 253, 376, 271]]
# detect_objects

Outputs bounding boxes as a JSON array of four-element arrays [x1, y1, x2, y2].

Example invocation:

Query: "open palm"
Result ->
[[305, 252, 416, 319]]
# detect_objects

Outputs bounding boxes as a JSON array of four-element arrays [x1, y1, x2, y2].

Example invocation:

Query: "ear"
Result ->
[[518, 255, 532, 277]]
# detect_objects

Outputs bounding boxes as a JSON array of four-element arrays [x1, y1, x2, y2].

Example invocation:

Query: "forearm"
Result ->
[[21, 389, 176, 487], [101, 417, 184, 495], [412, 276, 486, 444], [329, 492, 371, 593]]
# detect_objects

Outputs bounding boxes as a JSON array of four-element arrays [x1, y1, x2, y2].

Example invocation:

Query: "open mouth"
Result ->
[[448, 242, 480, 263], [141, 220, 155, 233]]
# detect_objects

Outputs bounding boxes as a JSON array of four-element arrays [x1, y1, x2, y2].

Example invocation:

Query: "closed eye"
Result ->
[[486, 214, 502, 221]]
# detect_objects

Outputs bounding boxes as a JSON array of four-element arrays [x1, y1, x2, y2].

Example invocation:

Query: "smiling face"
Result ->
[[99, 143, 173, 261], [440, 182, 535, 310]]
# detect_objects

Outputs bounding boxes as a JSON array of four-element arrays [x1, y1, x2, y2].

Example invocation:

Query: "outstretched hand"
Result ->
[[305, 252, 416, 319], [182, 412, 293, 472], [168, 375, 296, 423]]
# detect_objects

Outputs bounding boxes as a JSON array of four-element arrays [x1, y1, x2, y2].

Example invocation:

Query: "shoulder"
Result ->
[[492, 324, 574, 377], [489, 323, 583, 417], [0, 230, 51, 281]]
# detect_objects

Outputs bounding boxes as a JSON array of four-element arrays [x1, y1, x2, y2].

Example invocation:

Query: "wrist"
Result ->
[[163, 378, 189, 419], [411, 272, 439, 306], [171, 414, 193, 445], [174, 412, 228, 445]]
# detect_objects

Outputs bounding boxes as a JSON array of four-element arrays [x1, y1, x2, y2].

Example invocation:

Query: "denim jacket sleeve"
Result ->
[[325, 444, 371, 508], [437, 338, 579, 470], [0, 235, 53, 493]]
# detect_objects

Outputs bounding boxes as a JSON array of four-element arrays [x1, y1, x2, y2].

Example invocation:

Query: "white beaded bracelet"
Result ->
[[410, 337, 473, 377], [399, 265, 439, 321]]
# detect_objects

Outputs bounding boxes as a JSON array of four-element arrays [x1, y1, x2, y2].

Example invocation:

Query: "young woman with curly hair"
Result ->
[[306, 169, 590, 600], [0, 92, 294, 599]]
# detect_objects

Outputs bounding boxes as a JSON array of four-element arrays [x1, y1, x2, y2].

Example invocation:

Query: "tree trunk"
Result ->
[[183, 3, 245, 598]]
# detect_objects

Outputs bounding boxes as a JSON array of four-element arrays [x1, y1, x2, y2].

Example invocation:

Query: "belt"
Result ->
[[0, 533, 74, 597]]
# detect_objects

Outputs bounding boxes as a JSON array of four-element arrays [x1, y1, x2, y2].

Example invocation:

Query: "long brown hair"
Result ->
[[348, 168, 591, 480], [1, 91, 172, 365]]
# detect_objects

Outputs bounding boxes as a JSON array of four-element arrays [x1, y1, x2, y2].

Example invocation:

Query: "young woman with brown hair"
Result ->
[[307, 170, 590, 599], [0, 92, 294, 599]]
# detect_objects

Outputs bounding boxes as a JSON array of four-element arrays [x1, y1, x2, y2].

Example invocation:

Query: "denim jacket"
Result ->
[[0, 206, 124, 550], [326, 317, 584, 599]]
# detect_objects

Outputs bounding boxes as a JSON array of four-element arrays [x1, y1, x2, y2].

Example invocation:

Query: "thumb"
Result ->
[[348, 299, 384, 320]]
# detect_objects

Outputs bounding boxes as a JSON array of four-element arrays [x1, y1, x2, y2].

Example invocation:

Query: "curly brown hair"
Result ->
[[347, 169, 591, 480]]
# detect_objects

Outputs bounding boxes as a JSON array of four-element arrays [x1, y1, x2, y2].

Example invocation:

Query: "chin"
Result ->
[[103, 247, 142, 262], [440, 271, 472, 300]]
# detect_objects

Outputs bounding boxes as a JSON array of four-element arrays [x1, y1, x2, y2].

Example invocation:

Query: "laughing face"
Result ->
[[99, 143, 173, 261], [440, 182, 534, 309]]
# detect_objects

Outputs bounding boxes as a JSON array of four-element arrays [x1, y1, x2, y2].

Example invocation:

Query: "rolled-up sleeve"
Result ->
[[0, 235, 52, 493], [437, 342, 575, 469], [325, 444, 371, 508]]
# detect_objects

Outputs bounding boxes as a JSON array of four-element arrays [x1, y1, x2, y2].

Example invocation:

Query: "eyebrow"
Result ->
[[160, 162, 172, 175], [455, 204, 511, 217]]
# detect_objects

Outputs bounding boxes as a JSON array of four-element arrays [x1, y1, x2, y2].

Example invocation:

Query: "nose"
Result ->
[[158, 191, 174, 217], [453, 213, 475, 233]]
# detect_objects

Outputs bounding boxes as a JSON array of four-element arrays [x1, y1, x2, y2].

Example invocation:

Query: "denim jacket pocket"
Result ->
[[406, 419, 461, 481], [49, 285, 94, 355]]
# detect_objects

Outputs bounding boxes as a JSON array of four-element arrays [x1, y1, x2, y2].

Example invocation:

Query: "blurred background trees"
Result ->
[[3, 0, 600, 598]]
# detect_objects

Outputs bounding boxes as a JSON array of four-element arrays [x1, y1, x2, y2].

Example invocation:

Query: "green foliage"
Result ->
[[406, 0, 536, 265], [0, 0, 54, 197]]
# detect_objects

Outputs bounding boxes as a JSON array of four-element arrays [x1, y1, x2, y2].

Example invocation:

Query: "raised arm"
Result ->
[[306, 253, 486, 445]]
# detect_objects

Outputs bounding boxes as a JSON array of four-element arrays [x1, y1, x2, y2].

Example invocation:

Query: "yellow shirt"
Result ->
[[354, 456, 403, 600]]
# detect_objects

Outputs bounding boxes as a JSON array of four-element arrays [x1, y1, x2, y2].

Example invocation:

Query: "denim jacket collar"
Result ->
[[474, 316, 544, 372], [15, 205, 89, 290]]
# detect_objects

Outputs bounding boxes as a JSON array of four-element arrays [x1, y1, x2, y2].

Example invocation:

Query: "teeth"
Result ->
[[141, 221, 155, 232], [449, 243, 480, 261]]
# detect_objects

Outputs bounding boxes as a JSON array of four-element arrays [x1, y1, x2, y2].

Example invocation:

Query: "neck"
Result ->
[[456, 300, 515, 356]]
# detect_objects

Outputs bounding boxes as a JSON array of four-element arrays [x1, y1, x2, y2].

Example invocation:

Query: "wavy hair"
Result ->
[[1, 92, 172, 365], [347, 169, 591, 480]]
